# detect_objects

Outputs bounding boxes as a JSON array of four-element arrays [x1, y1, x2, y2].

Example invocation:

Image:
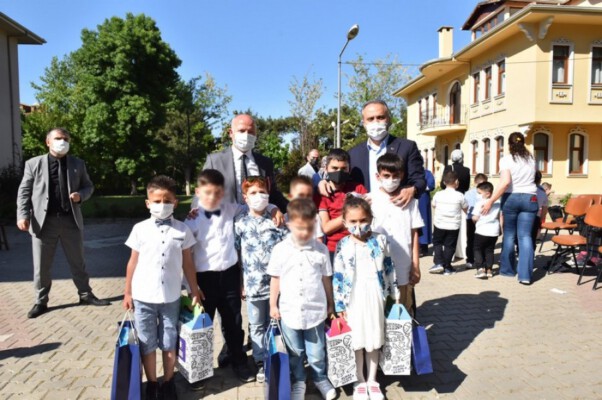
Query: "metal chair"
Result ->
[[577, 205, 602, 290], [540, 197, 591, 253]]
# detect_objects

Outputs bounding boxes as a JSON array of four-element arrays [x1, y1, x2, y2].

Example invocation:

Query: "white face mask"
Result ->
[[247, 193, 269, 212], [52, 139, 70, 156], [365, 122, 388, 141], [380, 178, 401, 193], [149, 203, 174, 220], [233, 132, 256, 153]]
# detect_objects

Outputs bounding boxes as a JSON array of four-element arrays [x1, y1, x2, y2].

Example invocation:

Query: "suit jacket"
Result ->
[[440, 162, 471, 194], [203, 147, 289, 212], [349, 135, 426, 195], [17, 154, 94, 235]]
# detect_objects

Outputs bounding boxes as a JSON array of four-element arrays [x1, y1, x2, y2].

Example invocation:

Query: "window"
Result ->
[[449, 82, 461, 124], [497, 60, 506, 95], [473, 72, 481, 103], [483, 139, 491, 175], [485, 67, 492, 100], [424, 97, 429, 123], [553, 45, 570, 84], [496, 136, 504, 174], [432, 93, 437, 118], [592, 47, 602, 86], [430, 148, 435, 172], [455, 142, 461, 150], [418, 99, 422, 124], [472, 141, 479, 173], [569, 133, 584, 174], [533, 133, 549, 173], [443, 145, 449, 166], [423, 149, 428, 169]]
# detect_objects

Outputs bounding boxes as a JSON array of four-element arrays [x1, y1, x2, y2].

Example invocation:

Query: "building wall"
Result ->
[[0, 30, 23, 170]]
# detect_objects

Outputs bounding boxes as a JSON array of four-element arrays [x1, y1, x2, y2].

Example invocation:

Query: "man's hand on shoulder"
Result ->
[[391, 186, 417, 208]]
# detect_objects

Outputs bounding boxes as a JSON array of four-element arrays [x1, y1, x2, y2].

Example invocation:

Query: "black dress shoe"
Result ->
[[161, 378, 178, 400], [27, 304, 48, 319], [188, 379, 205, 391], [217, 344, 231, 368], [79, 293, 110, 306], [233, 362, 255, 383], [146, 381, 160, 400]]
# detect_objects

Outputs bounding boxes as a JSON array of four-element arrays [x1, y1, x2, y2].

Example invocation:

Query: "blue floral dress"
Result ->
[[333, 233, 397, 351]]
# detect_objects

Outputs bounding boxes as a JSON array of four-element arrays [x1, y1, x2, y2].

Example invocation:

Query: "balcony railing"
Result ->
[[417, 105, 468, 131]]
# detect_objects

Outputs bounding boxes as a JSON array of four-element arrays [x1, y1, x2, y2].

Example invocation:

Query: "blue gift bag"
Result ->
[[412, 322, 433, 375], [111, 311, 142, 400], [263, 320, 290, 400]]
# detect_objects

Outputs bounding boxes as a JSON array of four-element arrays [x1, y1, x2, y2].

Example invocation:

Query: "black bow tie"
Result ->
[[155, 218, 172, 227], [205, 210, 221, 219]]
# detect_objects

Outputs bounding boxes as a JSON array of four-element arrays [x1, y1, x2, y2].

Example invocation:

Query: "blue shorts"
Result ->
[[133, 299, 180, 355]]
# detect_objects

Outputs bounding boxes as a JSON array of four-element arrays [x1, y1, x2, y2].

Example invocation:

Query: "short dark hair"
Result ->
[[474, 173, 488, 184], [46, 127, 71, 139], [147, 175, 177, 195], [361, 99, 390, 115], [534, 170, 542, 185], [289, 175, 313, 191], [325, 148, 350, 167], [197, 169, 225, 187], [342, 195, 373, 221], [443, 171, 458, 185], [287, 198, 317, 221], [477, 181, 494, 194], [377, 153, 405, 174]]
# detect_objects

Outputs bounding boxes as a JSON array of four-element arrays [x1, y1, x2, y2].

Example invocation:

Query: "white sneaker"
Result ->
[[367, 381, 384, 400], [353, 382, 369, 400], [291, 381, 306, 400], [315, 379, 336, 400]]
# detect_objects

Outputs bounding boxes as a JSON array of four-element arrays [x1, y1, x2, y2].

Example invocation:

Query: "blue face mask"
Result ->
[[346, 223, 371, 237]]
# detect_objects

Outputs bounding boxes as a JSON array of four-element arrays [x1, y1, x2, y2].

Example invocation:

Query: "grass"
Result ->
[[81, 195, 193, 219]]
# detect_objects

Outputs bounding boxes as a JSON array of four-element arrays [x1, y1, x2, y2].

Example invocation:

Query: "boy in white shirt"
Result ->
[[268, 198, 336, 400], [285, 175, 324, 239], [370, 153, 424, 316], [430, 171, 468, 275], [123, 175, 201, 400], [472, 182, 501, 279]]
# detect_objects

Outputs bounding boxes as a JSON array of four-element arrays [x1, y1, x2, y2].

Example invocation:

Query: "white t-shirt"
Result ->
[[499, 154, 536, 194], [432, 188, 468, 230], [472, 199, 501, 237], [371, 191, 424, 286]]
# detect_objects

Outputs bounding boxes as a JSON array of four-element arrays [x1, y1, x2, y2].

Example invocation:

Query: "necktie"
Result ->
[[58, 158, 69, 212], [204, 210, 222, 219], [241, 154, 248, 183], [155, 218, 172, 227]]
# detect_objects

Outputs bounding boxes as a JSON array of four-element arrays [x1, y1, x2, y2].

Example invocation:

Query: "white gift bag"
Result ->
[[379, 303, 413, 375], [326, 317, 357, 388], [177, 300, 214, 383]]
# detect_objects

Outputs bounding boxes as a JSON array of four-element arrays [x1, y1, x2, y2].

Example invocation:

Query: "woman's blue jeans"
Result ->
[[500, 193, 538, 281]]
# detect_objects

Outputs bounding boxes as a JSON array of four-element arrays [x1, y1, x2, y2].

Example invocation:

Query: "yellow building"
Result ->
[[394, 0, 602, 196]]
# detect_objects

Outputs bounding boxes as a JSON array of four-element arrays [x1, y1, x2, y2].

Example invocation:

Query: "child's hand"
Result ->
[[270, 306, 281, 320], [240, 286, 246, 301], [187, 207, 200, 220], [271, 209, 285, 227], [123, 294, 133, 311], [190, 289, 204, 307], [327, 305, 335, 318], [338, 311, 347, 320], [409, 267, 421, 286]]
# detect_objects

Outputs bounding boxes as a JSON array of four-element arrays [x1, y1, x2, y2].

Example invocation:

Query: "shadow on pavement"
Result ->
[[44, 295, 124, 313], [382, 290, 508, 395], [0, 342, 62, 362]]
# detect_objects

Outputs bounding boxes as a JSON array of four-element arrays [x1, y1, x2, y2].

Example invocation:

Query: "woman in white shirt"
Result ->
[[481, 132, 538, 285]]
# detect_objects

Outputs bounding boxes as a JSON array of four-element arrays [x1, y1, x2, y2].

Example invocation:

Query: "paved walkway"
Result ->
[[0, 220, 601, 399]]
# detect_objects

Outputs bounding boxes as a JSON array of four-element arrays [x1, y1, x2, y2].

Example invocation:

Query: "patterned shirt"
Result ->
[[235, 210, 287, 301]]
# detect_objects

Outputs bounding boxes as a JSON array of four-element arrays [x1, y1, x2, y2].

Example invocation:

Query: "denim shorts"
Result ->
[[133, 299, 180, 355]]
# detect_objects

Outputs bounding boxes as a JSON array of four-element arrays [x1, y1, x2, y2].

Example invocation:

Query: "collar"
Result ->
[[231, 145, 253, 160], [48, 153, 66, 163], [152, 216, 174, 225], [366, 135, 389, 152]]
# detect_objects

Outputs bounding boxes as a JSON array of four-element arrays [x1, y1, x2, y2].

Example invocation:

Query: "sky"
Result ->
[[3, 0, 478, 119]]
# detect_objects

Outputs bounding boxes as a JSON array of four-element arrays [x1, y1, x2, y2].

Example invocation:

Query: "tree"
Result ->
[[30, 13, 181, 193], [288, 73, 324, 155], [345, 54, 412, 138], [160, 74, 231, 195]]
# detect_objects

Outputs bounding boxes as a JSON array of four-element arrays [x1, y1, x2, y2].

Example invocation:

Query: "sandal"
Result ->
[[353, 383, 369, 400], [367, 381, 384, 400]]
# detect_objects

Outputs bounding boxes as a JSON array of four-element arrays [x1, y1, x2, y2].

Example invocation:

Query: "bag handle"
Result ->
[[116, 309, 139, 344]]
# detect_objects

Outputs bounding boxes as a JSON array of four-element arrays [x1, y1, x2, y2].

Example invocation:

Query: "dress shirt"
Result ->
[[232, 146, 260, 202], [367, 136, 389, 193], [125, 217, 196, 304], [267, 236, 332, 330]]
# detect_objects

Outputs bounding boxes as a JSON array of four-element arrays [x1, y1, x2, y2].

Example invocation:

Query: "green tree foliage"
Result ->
[[159, 74, 231, 195], [288, 74, 323, 155], [29, 13, 181, 193]]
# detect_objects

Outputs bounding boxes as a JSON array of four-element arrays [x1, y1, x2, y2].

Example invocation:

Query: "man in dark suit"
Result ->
[[347, 100, 426, 205], [17, 128, 109, 319], [202, 114, 288, 212], [440, 149, 471, 194]]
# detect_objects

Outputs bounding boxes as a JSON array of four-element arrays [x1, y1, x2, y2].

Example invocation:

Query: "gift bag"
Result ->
[[263, 320, 290, 400], [412, 321, 433, 375], [379, 303, 413, 375], [326, 317, 357, 388], [111, 311, 142, 400], [177, 297, 214, 383]]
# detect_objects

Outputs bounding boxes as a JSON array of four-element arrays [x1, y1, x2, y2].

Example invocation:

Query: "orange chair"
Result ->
[[546, 197, 594, 274], [540, 197, 591, 253], [577, 205, 602, 290]]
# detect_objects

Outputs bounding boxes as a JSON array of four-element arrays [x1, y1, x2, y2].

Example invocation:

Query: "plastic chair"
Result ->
[[541, 197, 591, 254], [577, 205, 602, 290], [546, 197, 594, 274]]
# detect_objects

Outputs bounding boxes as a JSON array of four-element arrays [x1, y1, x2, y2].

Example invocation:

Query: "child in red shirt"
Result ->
[[316, 149, 368, 260]]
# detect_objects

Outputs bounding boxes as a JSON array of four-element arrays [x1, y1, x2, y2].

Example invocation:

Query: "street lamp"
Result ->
[[337, 24, 359, 148], [331, 119, 350, 148]]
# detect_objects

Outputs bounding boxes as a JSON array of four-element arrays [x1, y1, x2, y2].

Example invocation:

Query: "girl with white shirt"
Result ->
[[481, 132, 538, 285]]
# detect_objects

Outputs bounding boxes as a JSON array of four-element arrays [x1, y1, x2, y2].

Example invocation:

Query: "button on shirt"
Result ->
[[235, 210, 287, 301], [267, 236, 332, 330], [125, 217, 196, 304], [367, 136, 388, 192], [185, 203, 244, 272], [232, 146, 260, 202]]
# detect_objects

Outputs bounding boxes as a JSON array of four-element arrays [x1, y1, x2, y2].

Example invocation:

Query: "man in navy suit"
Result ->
[[319, 100, 425, 207]]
